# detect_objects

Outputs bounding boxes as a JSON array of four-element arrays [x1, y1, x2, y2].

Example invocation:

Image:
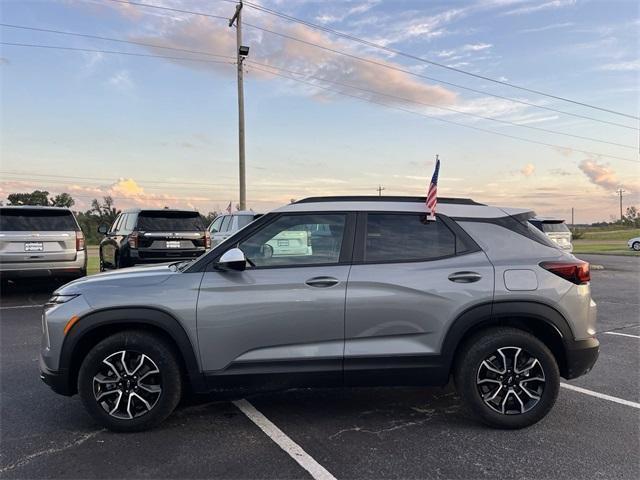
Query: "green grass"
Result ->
[[572, 239, 639, 256], [578, 228, 640, 241], [87, 254, 100, 275]]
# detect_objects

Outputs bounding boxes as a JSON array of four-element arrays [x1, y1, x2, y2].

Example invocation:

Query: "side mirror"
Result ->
[[98, 223, 109, 235], [217, 247, 246, 271]]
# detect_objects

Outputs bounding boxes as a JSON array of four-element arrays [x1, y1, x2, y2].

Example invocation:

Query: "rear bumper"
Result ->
[[0, 251, 87, 278], [563, 337, 599, 379], [129, 248, 206, 263]]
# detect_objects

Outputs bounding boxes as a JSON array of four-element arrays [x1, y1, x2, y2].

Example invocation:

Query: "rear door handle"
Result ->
[[448, 271, 482, 283], [305, 276, 339, 288]]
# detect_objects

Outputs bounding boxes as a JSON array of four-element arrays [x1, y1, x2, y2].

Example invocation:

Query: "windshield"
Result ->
[[136, 211, 204, 231], [0, 209, 79, 231]]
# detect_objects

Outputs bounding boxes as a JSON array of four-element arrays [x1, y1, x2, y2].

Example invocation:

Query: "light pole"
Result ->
[[229, 2, 249, 210]]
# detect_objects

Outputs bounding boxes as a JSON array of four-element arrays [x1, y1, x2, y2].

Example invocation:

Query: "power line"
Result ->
[[0, 42, 236, 65], [4, 22, 630, 147], [246, 63, 639, 164], [246, 60, 636, 150], [242, 22, 638, 132], [96, 0, 638, 130], [0, 23, 235, 60], [243, 0, 638, 120], [3, 39, 637, 162]]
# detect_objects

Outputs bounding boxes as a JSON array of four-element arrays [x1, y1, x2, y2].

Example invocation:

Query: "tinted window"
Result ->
[[365, 213, 456, 262], [239, 214, 346, 267], [0, 209, 78, 231], [236, 215, 255, 230], [209, 217, 223, 233], [136, 211, 204, 231], [541, 222, 569, 233], [220, 216, 231, 232]]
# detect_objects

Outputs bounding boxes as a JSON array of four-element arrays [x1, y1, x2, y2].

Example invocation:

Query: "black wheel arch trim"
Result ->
[[441, 300, 577, 375], [59, 306, 206, 394]]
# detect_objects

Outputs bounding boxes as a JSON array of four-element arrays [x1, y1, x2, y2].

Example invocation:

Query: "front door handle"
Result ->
[[448, 271, 482, 283], [305, 276, 339, 288]]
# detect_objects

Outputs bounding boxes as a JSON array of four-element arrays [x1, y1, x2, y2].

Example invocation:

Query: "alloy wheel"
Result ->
[[476, 346, 545, 415], [93, 350, 162, 420]]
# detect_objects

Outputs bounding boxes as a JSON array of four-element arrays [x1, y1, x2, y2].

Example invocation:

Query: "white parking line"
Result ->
[[0, 304, 44, 310], [603, 331, 640, 339], [233, 399, 337, 480], [560, 383, 640, 409]]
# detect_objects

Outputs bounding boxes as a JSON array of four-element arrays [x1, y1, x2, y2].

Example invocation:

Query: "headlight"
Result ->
[[45, 294, 79, 309]]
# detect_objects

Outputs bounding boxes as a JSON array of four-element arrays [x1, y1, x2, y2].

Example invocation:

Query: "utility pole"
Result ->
[[377, 185, 385, 196], [229, 2, 249, 210], [571, 207, 574, 227], [617, 187, 625, 221]]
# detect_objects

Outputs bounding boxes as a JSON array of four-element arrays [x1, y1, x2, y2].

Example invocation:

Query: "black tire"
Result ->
[[633, 241, 640, 251], [78, 330, 182, 432], [454, 327, 559, 429]]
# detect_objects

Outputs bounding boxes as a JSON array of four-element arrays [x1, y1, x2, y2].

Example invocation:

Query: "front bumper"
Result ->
[[563, 337, 599, 379], [40, 356, 74, 396]]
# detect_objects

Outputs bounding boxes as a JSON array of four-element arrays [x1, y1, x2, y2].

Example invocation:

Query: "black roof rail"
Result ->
[[294, 196, 486, 206]]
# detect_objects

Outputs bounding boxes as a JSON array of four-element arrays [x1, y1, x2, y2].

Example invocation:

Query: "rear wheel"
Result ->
[[78, 330, 182, 432], [454, 327, 559, 429]]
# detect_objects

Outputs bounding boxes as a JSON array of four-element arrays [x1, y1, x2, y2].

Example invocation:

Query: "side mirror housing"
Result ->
[[217, 247, 246, 271], [98, 223, 109, 235]]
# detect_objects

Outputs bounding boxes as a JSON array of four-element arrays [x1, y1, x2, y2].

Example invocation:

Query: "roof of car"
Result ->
[[275, 196, 529, 219], [0, 205, 72, 211], [121, 208, 201, 214]]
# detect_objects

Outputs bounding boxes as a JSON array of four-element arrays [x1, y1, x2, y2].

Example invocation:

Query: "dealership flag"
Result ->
[[426, 155, 440, 220], [226, 201, 232, 214]]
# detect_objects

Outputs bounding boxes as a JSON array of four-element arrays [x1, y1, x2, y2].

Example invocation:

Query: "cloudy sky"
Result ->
[[1, 0, 638, 222]]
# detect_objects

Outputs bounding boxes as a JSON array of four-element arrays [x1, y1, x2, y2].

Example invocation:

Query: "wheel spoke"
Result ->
[[102, 358, 121, 380], [109, 391, 123, 415], [130, 354, 146, 376], [515, 358, 541, 375], [131, 392, 152, 412], [481, 360, 505, 375], [93, 373, 119, 384], [477, 378, 502, 386], [121, 351, 134, 376], [96, 389, 120, 401], [138, 383, 161, 394], [519, 383, 541, 400]]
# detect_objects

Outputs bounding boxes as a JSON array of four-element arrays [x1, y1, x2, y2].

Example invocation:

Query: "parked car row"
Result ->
[[3, 205, 638, 282]]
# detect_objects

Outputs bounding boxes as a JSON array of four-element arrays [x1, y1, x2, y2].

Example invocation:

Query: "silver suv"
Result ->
[[40, 196, 598, 432], [0, 206, 86, 281]]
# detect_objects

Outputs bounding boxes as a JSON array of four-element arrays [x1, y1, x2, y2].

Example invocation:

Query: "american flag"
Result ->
[[426, 156, 440, 217], [226, 201, 232, 214]]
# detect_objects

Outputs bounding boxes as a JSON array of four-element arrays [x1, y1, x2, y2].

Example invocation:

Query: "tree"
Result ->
[[50, 193, 75, 208], [623, 206, 639, 227], [7, 190, 50, 206], [91, 196, 120, 225]]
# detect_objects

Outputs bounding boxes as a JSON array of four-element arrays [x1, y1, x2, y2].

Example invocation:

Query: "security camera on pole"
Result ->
[[229, 2, 249, 210]]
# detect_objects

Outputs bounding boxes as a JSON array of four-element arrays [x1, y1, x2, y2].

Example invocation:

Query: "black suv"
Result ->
[[98, 209, 210, 270]]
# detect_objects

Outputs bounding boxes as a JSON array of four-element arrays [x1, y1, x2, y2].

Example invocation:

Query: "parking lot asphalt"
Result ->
[[1, 254, 638, 479]]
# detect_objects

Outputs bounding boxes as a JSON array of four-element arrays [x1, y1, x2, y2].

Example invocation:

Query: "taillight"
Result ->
[[540, 260, 590, 285], [128, 232, 139, 249], [75, 231, 85, 251], [205, 231, 211, 249]]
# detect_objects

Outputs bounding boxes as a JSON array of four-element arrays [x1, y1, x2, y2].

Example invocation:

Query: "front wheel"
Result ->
[[633, 241, 640, 251], [78, 330, 182, 432], [454, 327, 559, 429]]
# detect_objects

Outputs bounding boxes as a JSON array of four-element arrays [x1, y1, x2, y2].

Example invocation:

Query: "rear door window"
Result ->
[[0, 209, 78, 231], [364, 213, 456, 262], [220, 216, 232, 232], [136, 211, 205, 231]]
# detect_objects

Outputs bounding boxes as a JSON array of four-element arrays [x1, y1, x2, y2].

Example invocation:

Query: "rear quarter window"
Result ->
[[541, 222, 570, 233], [0, 209, 78, 231], [136, 211, 205, 231]]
